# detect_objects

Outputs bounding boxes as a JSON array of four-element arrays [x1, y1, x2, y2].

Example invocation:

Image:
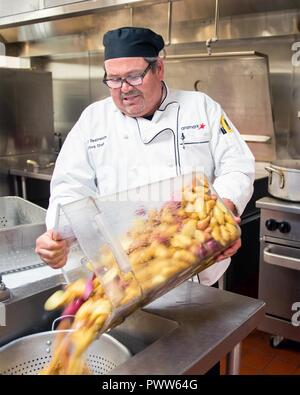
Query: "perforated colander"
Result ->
[[0, 330, 131, 375]]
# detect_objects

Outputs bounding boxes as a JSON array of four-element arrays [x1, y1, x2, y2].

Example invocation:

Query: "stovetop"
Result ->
[[256, 196, 300, 215], [256, 197, 300, 244]]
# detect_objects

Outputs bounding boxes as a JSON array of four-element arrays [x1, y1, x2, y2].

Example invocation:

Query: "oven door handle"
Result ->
[[263, 245, 300, 271]]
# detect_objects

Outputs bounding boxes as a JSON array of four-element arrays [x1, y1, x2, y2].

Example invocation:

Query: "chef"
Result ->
[[36, 26, 255, 286]]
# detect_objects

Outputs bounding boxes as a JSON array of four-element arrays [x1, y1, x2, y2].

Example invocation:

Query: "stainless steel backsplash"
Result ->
[[0, 68, 55, 156], [1, 0, 299, 160]]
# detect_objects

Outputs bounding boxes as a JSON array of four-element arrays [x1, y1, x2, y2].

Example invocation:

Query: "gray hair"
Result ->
[[144, 57, 159, 71]]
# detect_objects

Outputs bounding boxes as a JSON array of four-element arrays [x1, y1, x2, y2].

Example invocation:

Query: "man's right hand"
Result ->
[[35, 230, 69, 269]]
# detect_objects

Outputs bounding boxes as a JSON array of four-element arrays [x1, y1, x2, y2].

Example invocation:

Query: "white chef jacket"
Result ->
[[46, 83, 255, 285]]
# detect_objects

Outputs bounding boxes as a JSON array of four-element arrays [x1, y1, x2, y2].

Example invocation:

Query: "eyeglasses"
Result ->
[[103, 63, 153, 89]]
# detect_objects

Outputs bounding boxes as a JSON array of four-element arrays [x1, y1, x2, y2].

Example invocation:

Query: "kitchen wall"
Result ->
[[0, 0, 299, 160]]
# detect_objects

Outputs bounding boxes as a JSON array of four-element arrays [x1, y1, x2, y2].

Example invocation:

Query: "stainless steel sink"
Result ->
[[0, 275, 179, 357], [109, 309, 179, 355], [0, 275, 62, 347]]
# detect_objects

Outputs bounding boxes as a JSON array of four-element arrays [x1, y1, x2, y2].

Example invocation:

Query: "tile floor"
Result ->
[[220, 330, 300, 375]]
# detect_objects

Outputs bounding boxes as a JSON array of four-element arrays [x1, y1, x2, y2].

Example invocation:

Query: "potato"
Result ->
[[205, 199, 216, 214], [173, 250, 196, 264], [211, 225, 222, 243], [213, 205, 225, 225], [44, 290, 66, 311], [181, 219, 197, 237], [225, 223, 239, 240], [197, 216, 210, 230], [225, 213, 236, 225], [220, 225, 231, 242], [171, 234, 192, 248], [194, 229, 206, 243], [183, 190, 197, 202]]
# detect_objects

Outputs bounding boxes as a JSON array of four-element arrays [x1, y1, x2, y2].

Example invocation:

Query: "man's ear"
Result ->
[[157, 58, 164, 80]]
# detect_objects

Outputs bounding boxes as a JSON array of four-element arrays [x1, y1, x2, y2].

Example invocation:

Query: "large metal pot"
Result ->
[[265, 160, 300, 202]]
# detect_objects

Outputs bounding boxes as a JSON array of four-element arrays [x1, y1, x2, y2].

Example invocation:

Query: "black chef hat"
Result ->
[[103, 27, 164, 60]]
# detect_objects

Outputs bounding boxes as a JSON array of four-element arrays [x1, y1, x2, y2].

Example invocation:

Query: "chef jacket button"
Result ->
[[123, 135, 129, 139]]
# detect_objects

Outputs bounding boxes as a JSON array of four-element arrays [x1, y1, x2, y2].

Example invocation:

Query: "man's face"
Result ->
[[104, 57, 164, 117]]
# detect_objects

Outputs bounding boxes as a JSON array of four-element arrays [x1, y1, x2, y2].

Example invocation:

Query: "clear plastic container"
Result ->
[[54, 172, 240, 332]]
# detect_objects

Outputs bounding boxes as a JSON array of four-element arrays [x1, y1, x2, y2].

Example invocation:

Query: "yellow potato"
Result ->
[[171, 233, 192, 248], [210, 216, 217, 228], [213, 206, 225, 225], [211, 225, 222, 243], [173, 250, 196, 264], [225, 213, 236, 225], [216, 199, 228, 213], [154, 244, 170, 259], [194, 197, 205, 214], [181, 219, 197, 237], [197, 216, 210, 230], [183, 190, 197, 203], [194, 229, 206, 243], [205, 199, 216, 214], [44, 290, 66, 311], [225, 223, 239, 240], [185, 202, 195, 213], [220, 225, 231, 242]]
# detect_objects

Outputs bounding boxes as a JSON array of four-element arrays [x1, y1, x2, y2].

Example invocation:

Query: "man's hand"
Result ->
[[35, 230, 69, 269], [216, 198, 241, 262]]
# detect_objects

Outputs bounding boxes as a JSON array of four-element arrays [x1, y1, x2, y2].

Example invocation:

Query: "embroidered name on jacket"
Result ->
[[88, 135, 107, 150]]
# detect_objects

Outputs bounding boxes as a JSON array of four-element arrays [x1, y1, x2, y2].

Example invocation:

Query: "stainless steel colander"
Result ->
[[0, 330, 131, 375]]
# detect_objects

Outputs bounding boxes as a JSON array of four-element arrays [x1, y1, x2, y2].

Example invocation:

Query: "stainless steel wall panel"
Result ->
[[38, 53, 90, 139], [2, 4, 300, 46], [0, 68, 54, 156], [289, 62, 300, 158], [0, 0, 165, 29], [164, 55, 276, 161], [44, 0, 87, 7], [89, 52, 107, 103], [1, 1, 299, 160], [133, 3, 169, 41], [31, 35, 298, 160], [0, 0, 40, 18]]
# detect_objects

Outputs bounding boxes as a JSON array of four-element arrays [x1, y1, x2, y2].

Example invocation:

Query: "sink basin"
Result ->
[[109, 309, 179, 355], [0, 274, 179, 360], [0, 276, 62, 347]]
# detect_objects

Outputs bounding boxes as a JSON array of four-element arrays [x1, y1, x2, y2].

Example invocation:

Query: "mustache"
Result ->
[[121, 89, 141, 100]]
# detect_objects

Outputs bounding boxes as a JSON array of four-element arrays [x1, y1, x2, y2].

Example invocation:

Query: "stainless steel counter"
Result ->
[[111, 281, 265, 375], [0, 153, 56, 199], [9, 168, 53, 182], [4, 160, 270, 182], [0, 155, 269, 201]]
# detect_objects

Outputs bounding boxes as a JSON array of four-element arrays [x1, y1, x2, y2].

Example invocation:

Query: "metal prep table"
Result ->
[[111, 281, 265, 375]]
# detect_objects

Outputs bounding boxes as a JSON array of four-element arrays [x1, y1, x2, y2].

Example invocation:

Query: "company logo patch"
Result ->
[[181, 122, 206, 131], [220, 115, 233, 135]]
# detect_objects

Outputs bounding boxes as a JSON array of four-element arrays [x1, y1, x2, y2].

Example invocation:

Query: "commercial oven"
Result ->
[[256, 197, 300, 346]]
